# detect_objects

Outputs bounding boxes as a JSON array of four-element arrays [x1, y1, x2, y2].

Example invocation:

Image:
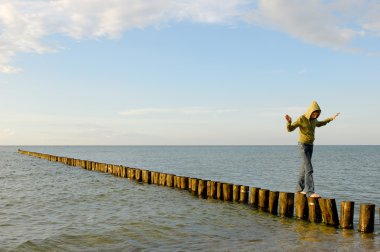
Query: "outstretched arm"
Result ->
[[317, 112, 340, 127], [285, 114, 299, 132], [331, 112, 340, 120]]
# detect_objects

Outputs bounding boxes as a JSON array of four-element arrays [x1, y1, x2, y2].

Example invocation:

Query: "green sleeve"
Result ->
[[287, 118, 300, 132], [316, 118, 333, 127]]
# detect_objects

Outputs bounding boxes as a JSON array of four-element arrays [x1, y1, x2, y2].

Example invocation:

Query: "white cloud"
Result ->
[[1, 0, 380, 73], [0, 0, 247, 73], [361, 1, 380, 35], [244, 0, 365, 50]]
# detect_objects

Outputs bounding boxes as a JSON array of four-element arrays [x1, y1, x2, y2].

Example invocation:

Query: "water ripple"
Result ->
[[1, 146, 379, 251]]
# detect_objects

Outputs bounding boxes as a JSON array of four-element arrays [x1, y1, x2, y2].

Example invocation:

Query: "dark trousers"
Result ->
[[296, 143, 314, 196]]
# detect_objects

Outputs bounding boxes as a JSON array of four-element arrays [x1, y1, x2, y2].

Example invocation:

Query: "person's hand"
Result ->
[[285, 114, 292, 123], [332, 112, 340, 120]]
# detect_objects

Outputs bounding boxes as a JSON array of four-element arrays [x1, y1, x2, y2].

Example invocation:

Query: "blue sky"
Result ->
[[1, 0, 380, 145]]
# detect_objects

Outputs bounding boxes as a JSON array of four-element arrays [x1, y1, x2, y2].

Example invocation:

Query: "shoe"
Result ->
[[309, 193, 321, 198]]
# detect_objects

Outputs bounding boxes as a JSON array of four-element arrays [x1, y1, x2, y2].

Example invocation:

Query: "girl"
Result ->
[[285, 101, 340, 197]]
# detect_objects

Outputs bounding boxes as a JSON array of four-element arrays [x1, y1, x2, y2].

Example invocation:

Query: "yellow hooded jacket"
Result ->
[[287, 101, 333, 144]]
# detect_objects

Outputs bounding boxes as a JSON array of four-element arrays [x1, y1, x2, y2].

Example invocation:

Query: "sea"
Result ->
[[0, 145, 379, 251]]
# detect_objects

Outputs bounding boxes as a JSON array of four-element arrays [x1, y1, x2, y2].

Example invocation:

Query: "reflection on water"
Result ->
[[0, 146, 379, 251]]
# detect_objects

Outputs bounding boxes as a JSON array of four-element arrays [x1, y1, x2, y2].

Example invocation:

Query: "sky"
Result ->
[[1, 0, 380, 145]]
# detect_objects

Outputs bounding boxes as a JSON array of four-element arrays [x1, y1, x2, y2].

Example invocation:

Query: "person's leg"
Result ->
[[303, 144, 315, 196], [296, 143, 306, 192]]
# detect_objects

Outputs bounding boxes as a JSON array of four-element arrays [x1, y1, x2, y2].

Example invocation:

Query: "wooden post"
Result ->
[[119, 166, 126, 178], [176, 176, 181, 189], [107, 164, 113, 174], [173, 176, 178, 188], [358, 204, 375, 233], [216, 182, 223, 200], [318, 198, 339, 226], [166, 174, 174, 187], [191, 178, 198, 196], [112, 165, 118, 176], [188, 178, 193, 192], [129, 168, 136, 180], [279, 192, 294, 218], [91, 161, 96, 171], [98, 163, 106, 173], [308, 197, 322, 223], [207, 181, 217, 199], [159, 173, 167, 186], [150, 171, 155, 184], [295, 193, 308, 220], [223, 183, 233, 201], [135, 169, 142, 182], [152, 172, 159, 185], [173, 176, 177, 188], [81, 160, 86, 169], [124, 166, 130, 178], [94, 160, 99, 172], [188, 178, 193, 191], [117, 165, 123, 177], [258, 189, 269, 211], [268, 191, 279, 215], [239, 186, 249, 204], [142, 170, 151, 184], [249, 187, 260, 207], [115, 165, 122, 177], [180, 176, 188, 190], [233, 184, 240, 202], [198, 179, 207, 198], [340, 201, 354, 229], [126, 167, 131, 178]]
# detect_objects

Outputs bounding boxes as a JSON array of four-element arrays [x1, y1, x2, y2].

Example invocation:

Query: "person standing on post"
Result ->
[[285, 101, 340, 198]]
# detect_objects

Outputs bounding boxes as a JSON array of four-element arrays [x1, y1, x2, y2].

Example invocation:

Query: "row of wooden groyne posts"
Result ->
[[18, 149, 378, 234]]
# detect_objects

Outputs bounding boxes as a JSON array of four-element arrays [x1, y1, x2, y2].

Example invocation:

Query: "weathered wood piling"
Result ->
[[180, 177, 188, 190], [258, 189, 269, 211], [249, 187, 260, 207], [159, 173, 167, 186], [174, 176, 180, 188], [340, 201, 354, 229], [295, 193, 308, 220], [279, 192, 294, 218], [190, 178, 198, 196], [198, 179, 207, 198], [18, 149, 378, 234], [268, 191, 279, 215], [319, 198, 339, 226], [239, 186, 249, 204], [358, 204, 375, 233], [152, 172, 159, 185], [207, 181, 217, 199], [142, 170, 151, 184], [308, 197, 322, 223], [233, 184, 240, 202], [216, 182, 223, 200], [135, 169, 142, 182], [223, 183, 233, 202]]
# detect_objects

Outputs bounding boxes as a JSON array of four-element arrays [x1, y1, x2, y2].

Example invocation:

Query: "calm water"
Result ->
[[0, 146, 379, 251]]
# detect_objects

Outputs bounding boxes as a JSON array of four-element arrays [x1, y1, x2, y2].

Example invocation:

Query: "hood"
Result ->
[[305, 101, 321, 119]]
